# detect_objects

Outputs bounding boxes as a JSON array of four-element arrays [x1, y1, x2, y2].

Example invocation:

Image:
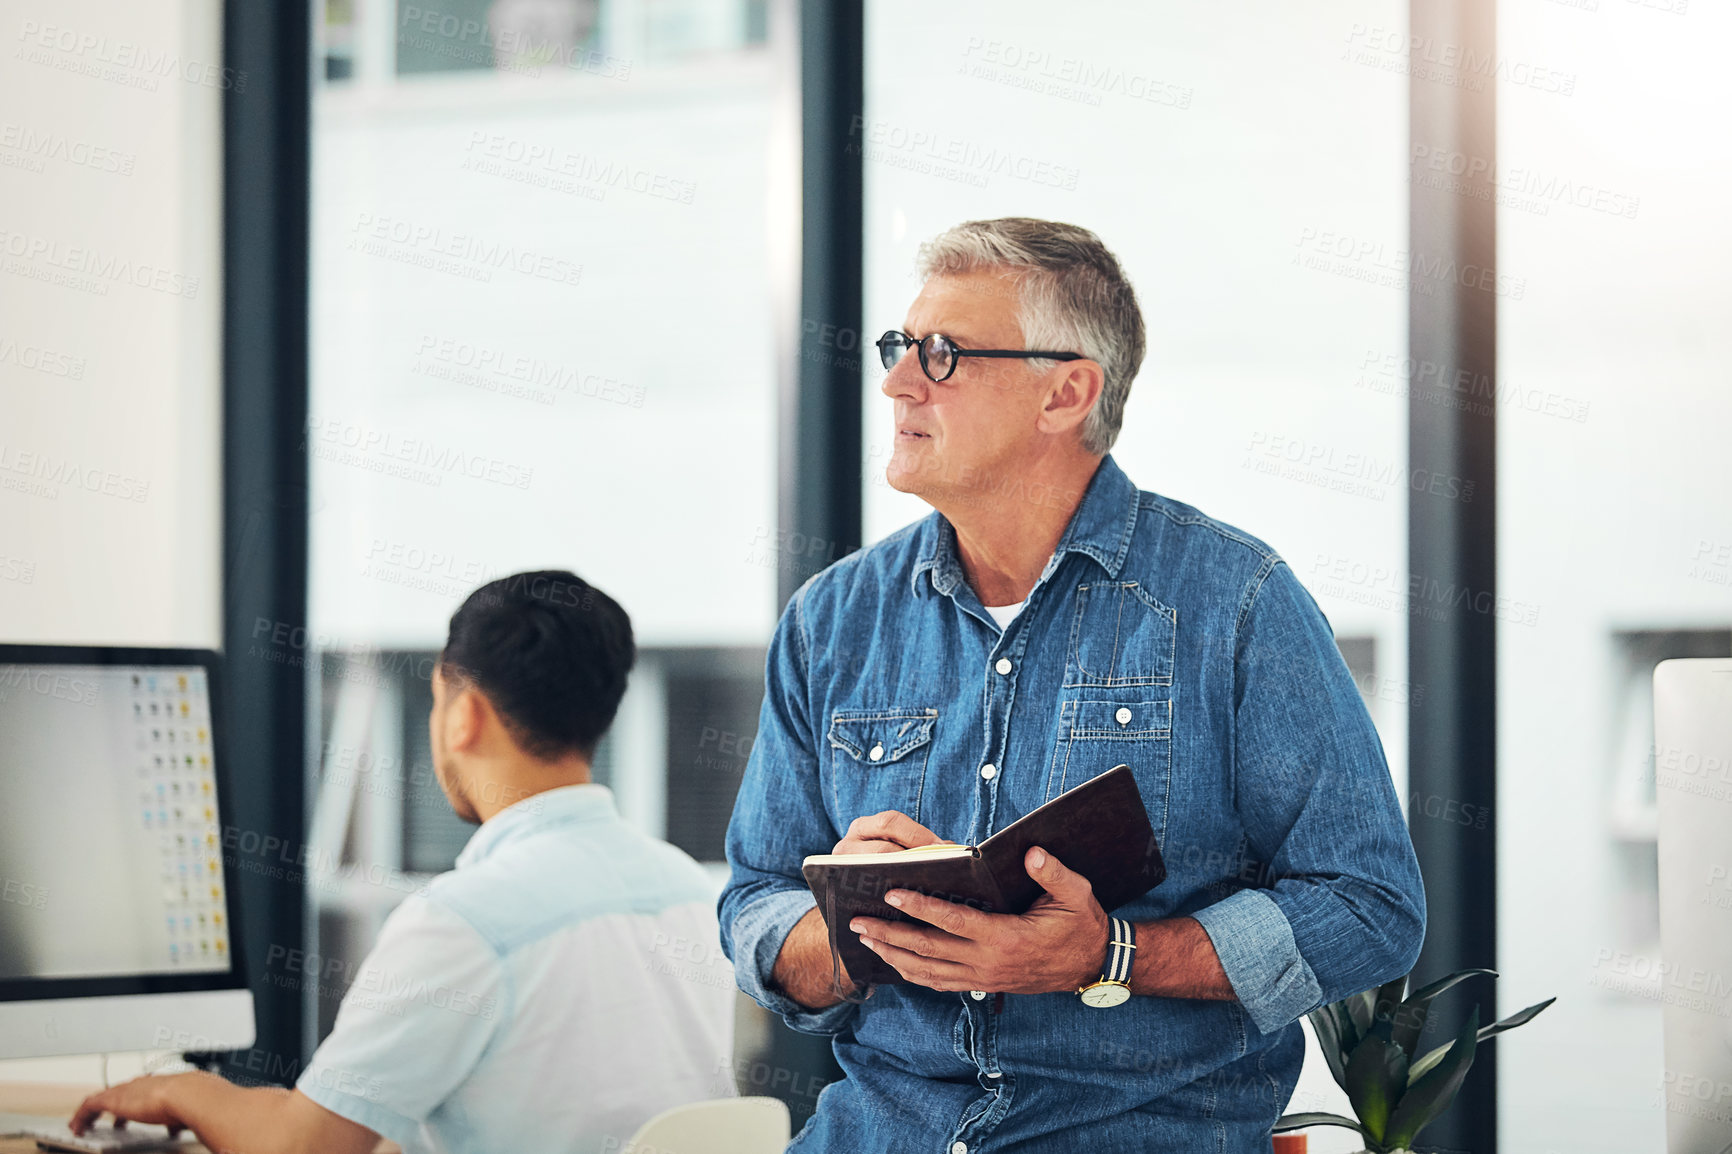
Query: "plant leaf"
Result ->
[[1403, 967, 1497, 1007], [1273, 1111, 1367, 1136], [1308, 1006, 1350, 1091], [1406, 997, 1551, 1084], [1344, 1031, 1411, 1143], [1385, 1006, 1480, 1150], [1329, 997, 1362, 1057], [1345, 987, 1378, 1038], [1476, 996, 1556, 1044], [1407, 1041, 1447, 1085], [1389, 996, 1432, 1059], [1391, 967, 1497, 1059], [1373, 974, 1409, 1027]]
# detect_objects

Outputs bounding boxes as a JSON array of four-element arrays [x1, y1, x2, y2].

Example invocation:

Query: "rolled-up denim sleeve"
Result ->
[[1192, 558, 1426, 1037], [718, 580, 858, 1036]]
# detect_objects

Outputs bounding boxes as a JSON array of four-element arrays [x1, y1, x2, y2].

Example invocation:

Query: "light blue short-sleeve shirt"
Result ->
[[299, 784, 736, 1154]]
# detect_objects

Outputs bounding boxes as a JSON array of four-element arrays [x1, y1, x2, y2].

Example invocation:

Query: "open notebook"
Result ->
[[802, 764, 1167, 987]]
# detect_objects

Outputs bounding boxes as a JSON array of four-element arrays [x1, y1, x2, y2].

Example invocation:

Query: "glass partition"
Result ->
[[1497, 3, 1732, 1149], [305, 0, 793, 1092]]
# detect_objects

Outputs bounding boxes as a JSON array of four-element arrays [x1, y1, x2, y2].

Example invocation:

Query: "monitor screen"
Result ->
[[0, 661, 232, 983]]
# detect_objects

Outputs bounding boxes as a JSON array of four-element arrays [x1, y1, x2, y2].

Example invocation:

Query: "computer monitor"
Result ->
[[1653, 657, 1732, 1154], [0, 645, 253, 1059]]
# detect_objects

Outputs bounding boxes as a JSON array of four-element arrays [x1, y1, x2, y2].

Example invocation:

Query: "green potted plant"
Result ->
[[1275, 969, 1555, 1153]]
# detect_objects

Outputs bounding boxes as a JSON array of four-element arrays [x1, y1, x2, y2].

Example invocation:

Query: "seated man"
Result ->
[[73, 570, 736, 1154]]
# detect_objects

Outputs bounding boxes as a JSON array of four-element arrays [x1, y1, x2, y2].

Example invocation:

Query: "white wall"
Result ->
[[0, 0, 223, 649], [0, 0, 225, 1083]]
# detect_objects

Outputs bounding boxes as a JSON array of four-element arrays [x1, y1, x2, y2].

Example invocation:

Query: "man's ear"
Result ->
[[442, 684, 486, 753], [1035, 359, 1106, 440]]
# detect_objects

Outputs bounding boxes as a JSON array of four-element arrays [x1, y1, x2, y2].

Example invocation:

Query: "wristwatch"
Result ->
[[1077, 916, 1135, 1008]]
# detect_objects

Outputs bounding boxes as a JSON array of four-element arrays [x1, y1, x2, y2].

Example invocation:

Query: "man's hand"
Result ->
[[69, 1070, 379, 1154], [850, 845, 1109, 994], [833, 810, 952, 855], [71, 1073, 192, 1136], [770, 810, 952, 1010]]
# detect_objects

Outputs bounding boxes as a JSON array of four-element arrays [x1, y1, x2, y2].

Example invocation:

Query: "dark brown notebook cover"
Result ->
[[801, 764, 1166, 987]]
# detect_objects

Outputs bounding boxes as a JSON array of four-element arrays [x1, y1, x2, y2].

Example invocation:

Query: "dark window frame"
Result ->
[[1407, 1, 1500, 1148], [220, 0, 312, 1077]]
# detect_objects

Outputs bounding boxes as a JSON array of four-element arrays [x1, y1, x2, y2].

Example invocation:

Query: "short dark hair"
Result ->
[[439, 570, 635, 761]]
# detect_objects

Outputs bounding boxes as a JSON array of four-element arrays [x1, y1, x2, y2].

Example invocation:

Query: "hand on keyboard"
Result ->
[[64, 1075, 193, 1150], [28, 1121, 192, 1152]]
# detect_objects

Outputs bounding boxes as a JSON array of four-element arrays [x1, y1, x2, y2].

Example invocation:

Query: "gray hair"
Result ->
[[915, 218, 1146, 455]]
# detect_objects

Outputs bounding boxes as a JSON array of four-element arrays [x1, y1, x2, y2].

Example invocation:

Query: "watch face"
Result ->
[[1080, 982, 1130, 1008]]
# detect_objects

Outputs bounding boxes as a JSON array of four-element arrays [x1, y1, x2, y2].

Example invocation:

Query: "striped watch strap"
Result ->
[[1105, 916, 1137, 984]]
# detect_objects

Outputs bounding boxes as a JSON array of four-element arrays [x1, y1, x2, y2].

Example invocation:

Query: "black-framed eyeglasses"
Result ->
[[875, 330, 1084, 383]]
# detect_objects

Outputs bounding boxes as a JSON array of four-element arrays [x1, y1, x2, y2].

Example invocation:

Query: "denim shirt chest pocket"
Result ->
[[1048, 581, 1177, 845], [827, 708, 938, 828]]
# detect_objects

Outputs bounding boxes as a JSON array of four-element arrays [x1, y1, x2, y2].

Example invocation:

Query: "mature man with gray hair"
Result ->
[[720, 218, 1425, 1151]]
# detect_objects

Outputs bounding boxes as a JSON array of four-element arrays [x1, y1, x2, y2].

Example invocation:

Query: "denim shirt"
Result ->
[[719, 456, 1425, 1153]]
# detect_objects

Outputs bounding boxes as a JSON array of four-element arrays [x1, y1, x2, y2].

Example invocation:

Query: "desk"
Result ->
[[0, 1084, 397, 1154]]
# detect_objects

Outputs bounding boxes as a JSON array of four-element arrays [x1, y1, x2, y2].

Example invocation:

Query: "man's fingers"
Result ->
[[884, 889, 987, 938], [837, 837, 915, 855], [69, 1092, 109, 1135], [841, 811, 945, 852], [1025, 846, 1094, 904], [852, 916, 966, 960], [859, 934, 971, 990]]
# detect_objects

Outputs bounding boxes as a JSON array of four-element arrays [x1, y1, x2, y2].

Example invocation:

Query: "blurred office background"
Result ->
[[3, 0, 1729, 1150]]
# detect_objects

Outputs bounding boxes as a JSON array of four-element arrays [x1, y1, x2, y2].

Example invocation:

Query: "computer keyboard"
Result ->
[[25, 1122, 194, 1153]]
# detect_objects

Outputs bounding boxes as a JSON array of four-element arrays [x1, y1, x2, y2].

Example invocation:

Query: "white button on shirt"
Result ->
[[298, 785, 735, 1154], [1116, 706, 1133, 725], [994, 657, 1012, 675], [979, 764, 996, 780]]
